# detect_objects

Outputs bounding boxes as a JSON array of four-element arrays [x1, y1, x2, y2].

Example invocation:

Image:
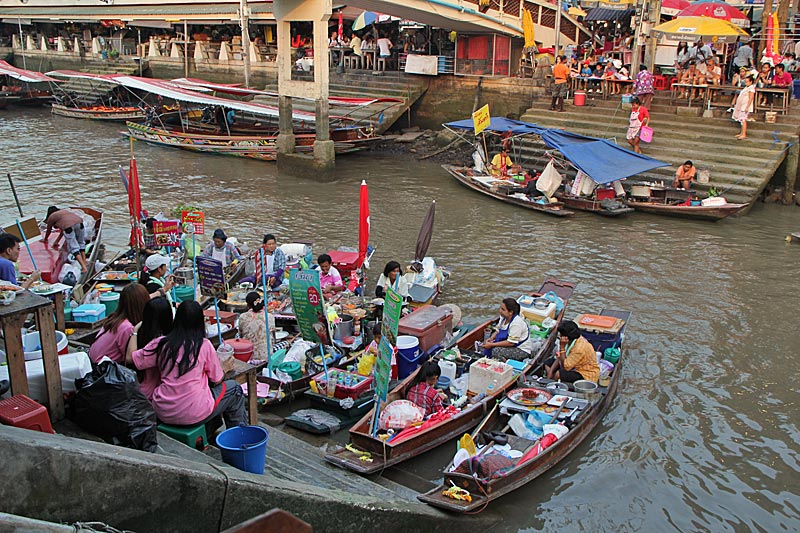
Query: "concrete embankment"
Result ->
[[0, 425, 492, 532]]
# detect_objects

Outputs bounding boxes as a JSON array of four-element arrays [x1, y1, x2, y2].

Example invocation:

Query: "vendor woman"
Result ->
[[202, 228, 241, 267], [544, 320, 600, 383], [139, 254, 175, 303], [253, 233, 286, 289], [482, 298, 532, 361], [375, 260, 410, 299]]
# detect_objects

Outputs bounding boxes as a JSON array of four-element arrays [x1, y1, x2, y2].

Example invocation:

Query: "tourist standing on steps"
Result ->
[[626, 97, 650, 154], [633, 65, 654, 109], [733, 75, 756, 140], [551, 55, 570, 112]]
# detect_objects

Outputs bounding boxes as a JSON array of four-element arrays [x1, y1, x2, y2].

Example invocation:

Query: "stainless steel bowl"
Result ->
[[532, 297, 550, 309]]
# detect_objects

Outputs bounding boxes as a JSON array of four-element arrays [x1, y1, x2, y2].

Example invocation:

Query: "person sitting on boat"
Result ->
[[140, 217, 162, 257], [140, 254, 176, 303], [673, 160, 696, 190], [406, 361, 447, 416], [132, 300, 247, 434], [316, 253, 344, 299], [253, 233, 286, 290], [88, 283, 150, 364], [375, 260, 410, 300], [238, 292, 274, 362], [488, 148, 521, 177], [43, 206, 89, 273], [202, 228, 241, 268], [544, 320, 600, 383], [482, 298, 532, 361], [0, 233, 41, 289]]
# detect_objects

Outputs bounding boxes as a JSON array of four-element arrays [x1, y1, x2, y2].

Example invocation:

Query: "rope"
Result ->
[[602, 96, 625, 138], [71, 522, 134, 533]]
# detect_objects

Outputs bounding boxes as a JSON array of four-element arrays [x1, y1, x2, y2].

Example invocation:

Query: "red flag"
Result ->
[[129, 158, 144, 248], [338, 11, 344, 40], [357, 180, 369, 268]]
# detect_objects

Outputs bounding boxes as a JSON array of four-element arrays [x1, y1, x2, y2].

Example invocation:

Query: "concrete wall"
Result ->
[[412, 75, 547, 130], [0, 425, 489, 532]]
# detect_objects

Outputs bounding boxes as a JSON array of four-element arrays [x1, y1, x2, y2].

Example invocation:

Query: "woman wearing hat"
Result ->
[[140, 254, 176, 303], [544, 320, 599, 383], [202, 228, 241, 268]]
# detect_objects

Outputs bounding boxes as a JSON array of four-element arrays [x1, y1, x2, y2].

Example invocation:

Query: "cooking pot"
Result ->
[[333, 314, 354, 340], [532, 297, 550, 310], [573, 380, 598, 398]]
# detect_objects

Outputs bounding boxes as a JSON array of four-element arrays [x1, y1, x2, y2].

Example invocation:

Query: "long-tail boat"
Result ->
[[324, 277, 576, 475]]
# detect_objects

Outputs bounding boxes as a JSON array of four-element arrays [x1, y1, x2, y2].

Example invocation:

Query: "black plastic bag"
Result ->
[[71, 360, 158, 452]]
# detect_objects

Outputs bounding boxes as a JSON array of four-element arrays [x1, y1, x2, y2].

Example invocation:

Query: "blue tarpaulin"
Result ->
[[444, 117, 547, 136], [540, 130, 669, 184]]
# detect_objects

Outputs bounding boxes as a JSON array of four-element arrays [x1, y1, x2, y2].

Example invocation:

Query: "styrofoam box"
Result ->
[[468, 357, 514, 395]]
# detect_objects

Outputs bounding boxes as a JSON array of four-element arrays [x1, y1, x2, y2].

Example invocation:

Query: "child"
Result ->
[[405, 361, 447, 416], [366, 322, 382, 355]]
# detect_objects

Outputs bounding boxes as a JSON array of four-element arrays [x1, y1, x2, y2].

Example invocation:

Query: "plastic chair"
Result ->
[[653, 75, 669, 91]]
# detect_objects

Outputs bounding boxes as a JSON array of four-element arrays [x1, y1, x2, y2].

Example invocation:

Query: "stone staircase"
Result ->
[[519, 92, 800, 204], [258, 71, 428, 134], [54, 61, 142, 106]]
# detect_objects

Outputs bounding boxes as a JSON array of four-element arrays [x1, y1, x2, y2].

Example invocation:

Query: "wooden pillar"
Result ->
[[1, 314, 29, 397], [34, 305, 65, 421], [53, 292, 65, 332], [784, 138, 799, 204]]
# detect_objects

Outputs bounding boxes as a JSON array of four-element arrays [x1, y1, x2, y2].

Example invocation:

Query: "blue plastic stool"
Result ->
[[157, 423, 208, 450]]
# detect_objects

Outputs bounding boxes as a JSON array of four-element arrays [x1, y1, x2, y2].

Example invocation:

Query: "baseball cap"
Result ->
[[145, 254, 171, 271]]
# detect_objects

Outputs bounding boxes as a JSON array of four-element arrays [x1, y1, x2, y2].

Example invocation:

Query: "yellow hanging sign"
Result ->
[[472, 104, 490, 135]]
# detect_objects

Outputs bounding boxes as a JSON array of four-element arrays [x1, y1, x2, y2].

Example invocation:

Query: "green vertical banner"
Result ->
[[374, 287, 402, 401], [288, 269, 328, 345]]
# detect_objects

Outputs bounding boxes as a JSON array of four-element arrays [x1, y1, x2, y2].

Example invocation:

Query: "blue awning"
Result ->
[[540, 130, 669, 184], [444, 117, 547, 136]]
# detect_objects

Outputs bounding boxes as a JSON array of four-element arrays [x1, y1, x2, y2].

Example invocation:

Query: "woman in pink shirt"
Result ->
[[125, 296, 174, 400], [88, 284, 150, 364], [132, 301, 246, 431]]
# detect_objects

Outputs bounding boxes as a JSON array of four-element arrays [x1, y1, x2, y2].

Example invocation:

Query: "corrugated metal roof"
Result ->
[[0, 4, 273, 21], [584, 7, 634, 21]]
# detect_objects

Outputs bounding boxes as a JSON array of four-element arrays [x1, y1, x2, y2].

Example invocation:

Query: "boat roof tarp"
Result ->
[[540, 129, 669, 184], [47, 70, 315, 122], [0, 60, 58, 83], [444, 117, 547, 136]]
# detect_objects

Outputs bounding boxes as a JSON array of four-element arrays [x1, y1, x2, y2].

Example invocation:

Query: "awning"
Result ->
[[584, 8, 635, 22], [444, 117, 547, 136], [0, 4, 273, 22], [540, 130, 669, 184], [0, 60, 58, 83]]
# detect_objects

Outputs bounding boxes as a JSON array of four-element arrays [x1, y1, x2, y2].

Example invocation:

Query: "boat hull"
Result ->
[[52, 104, 145, 121], [442, 165, 574, 217], [556, 193, 634, 216], [629, 200, 748, 221]]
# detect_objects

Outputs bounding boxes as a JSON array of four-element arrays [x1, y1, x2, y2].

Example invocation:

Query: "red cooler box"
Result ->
[[398, 305, 453, 353]]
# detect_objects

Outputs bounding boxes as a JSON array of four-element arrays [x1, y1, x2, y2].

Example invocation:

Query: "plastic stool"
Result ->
[[653, 75, 669, 91], [0, 394, 55, 434], [158, 423, 207, 450]]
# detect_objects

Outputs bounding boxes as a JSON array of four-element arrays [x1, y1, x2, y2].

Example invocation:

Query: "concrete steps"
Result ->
[[56, 63, 141, 106], [519, 95, 800, 204], [257, 71, 428, 134]]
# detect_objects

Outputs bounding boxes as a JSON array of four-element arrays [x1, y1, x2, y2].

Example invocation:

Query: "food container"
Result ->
[[228, 338, 254, 362], [73, 304, 106, 323], [574, 313, 625, 352], [99, 291, 120, 315], [312, 369, 373, 400], [203, 309, 236, 326], [468, 357, 514, 395], [573, 380, 598, 399], [0, 290, 16, 306], [398, 305, 453, 353]]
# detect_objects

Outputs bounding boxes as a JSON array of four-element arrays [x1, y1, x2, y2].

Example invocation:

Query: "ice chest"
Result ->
[[203, 309, 236, 326], [575, 313, 626, 352], [468, 357, 514, 395], [313, 369, 373, 400], [73, 304, 106, 323], [518, 299, 556, 325], [397, 305, 453, 353]]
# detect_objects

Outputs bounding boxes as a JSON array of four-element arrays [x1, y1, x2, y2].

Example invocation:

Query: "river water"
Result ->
[[2, 107, 799, 531]]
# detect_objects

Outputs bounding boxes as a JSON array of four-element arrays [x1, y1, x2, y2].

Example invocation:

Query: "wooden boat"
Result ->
[[419, 308, 630, 512], [52, 104, 146, 121], [3, 207, 103, 290], [442, 165, 575, 217], [324, 277, 577, 475], [124, 122, 371, 161], [627, 184, 747, 221], [555, 191, 635, 217], [789, 232, 800, 244]]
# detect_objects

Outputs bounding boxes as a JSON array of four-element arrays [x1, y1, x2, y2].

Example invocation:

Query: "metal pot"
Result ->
[[333, 314, 355, 340], [546, 381, 569, 393], [573, 380, 598, 399], [532, 297, 550, 309]]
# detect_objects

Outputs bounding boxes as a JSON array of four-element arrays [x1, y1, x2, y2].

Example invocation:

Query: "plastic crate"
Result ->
[[0, 394, 54, 434], [312, 369, 373, 400]]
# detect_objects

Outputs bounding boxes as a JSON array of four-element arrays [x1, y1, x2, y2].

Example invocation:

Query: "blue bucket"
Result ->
[[215, 425, 269, 474], [397, 335, 426, 379]]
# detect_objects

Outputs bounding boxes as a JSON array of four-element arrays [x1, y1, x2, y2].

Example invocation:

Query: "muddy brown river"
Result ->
[[1, 107, 798, 531]]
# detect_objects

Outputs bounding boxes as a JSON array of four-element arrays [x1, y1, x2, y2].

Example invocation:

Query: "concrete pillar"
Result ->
[[40, 36, 48, 51], [249, 43, 262, 63], [170, 42, 183, 58], [91, 37, 101, 55], [56, 37, 66, 52], [12, 34, 19, 50], [277, 95, 296, 154], [26, 35, 36, 51], [194, 40, 207, 61], [783, 138, 799, 204], [73, 37, 81, 55], [219, 41, 231, 61], [148, 37, 162, 57]]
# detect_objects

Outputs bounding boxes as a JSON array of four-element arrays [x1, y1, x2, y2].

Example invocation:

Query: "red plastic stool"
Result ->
[[0, 394, 55, 434], [653, 75, 669, 91]]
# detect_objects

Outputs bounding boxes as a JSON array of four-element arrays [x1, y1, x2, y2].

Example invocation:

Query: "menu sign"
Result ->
[[374, 287, 402, 401], [288, 269, 328, 345], [153, 220, 180, 247], [196, 256, 226, 299], [181, 210, 205, 235]]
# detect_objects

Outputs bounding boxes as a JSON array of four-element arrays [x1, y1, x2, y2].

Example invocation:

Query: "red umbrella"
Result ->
[[662, 0, 690, 17], [677, 1, 750, 28], [357, 179, 370, 268], [338, 11, 344, 40]]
